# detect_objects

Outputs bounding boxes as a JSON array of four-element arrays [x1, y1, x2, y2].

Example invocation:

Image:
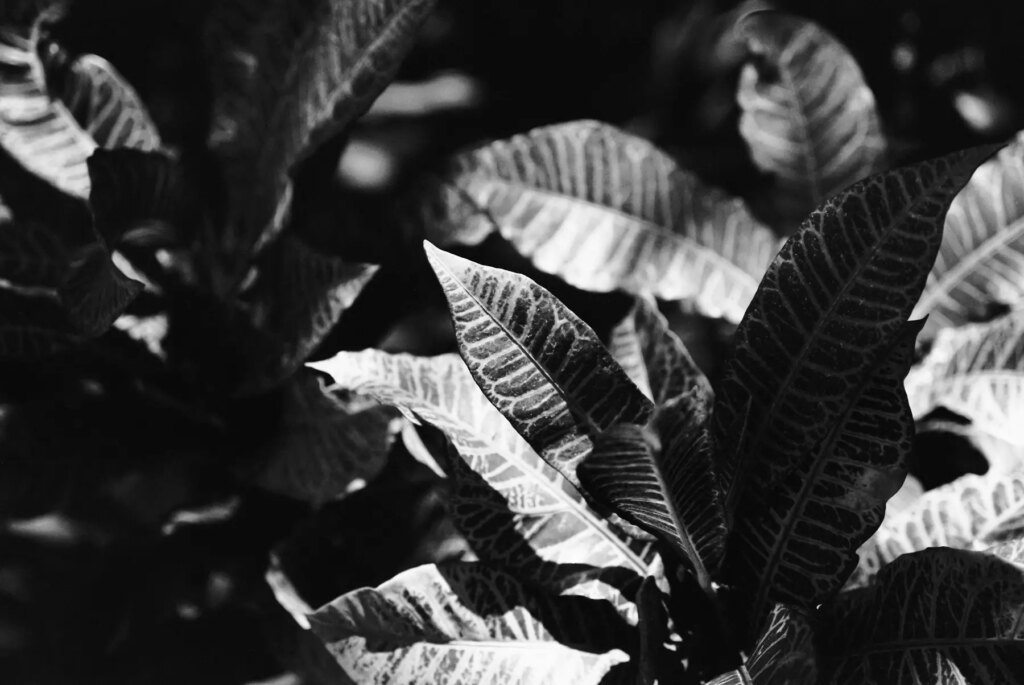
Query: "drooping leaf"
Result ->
[[905, 310, 1024, 445], [736, 11, 886, 227], [821, 548, 1024, 684], [0, 219, 67, 287], [207, 0, 437, 256], [608, 296, 712, 407], [424, 242, 653, 490], [708, 604, 817, 685], [578, 397, 725, 590], [913, 133, 1024, 336], [58, 243, 143, 338], [713, 147, 998, 520], [425, 120, 781, 324], [308, 350, 656, 617], [59, 53, 161, 151], [309, 562, 632, 685], [252, 371, 402, 505]]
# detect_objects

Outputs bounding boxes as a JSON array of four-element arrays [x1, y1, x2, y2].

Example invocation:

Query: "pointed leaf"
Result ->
[[0, 220, 67, 287], [58, 244, 142, 337], [424, 243, 653, 490], [905, 310, 1024, 445], [426, 120, 781, 323], [309, 562, 632, 685], [737, 11, 886, 225], [708, 604, 817, 685], [913, 133, 1024, 336], [713, 147, 999, 519], [821, 548, 1024, 684]]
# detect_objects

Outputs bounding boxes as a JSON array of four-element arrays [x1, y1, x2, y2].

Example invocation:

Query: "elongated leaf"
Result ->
[[425, 121, 781, 324], [0, 20, 96, 198], [579, 399, 725, 590], [0, 220, 67, 287], [253, 371, 402, 505], [713, 147, 998, 519], [308, 350, 656, 615], [208, 0, 436, 255], [913, 133, 1024, 336], [608, 297, 712, 407], [905, 310, 1024, 445], [60, 53, 161, 151], [58, 244, 142, 337], [737, 11, 886, 226], [821, 548, 1024, 684], [310, 562, 632, 685], [708, 604, 816, 685], [424, 243, 653, 490]]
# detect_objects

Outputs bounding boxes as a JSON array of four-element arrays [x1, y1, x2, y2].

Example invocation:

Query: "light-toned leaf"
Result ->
[[208, 0, 436, 257], [425, 120, 781, 324], [821, 547, 1024, 684], [424, 242, 653, 490], [713, 147, 998, 519], [913, 132, 1024, 336], [308, 350, 656, 616], [309, 562, 632, 685], [608, 296, 712, 407], [58, 243, 142, 338], [737, 11, 886, 226], [905, 310, 1024, 445], [708, 604, 816, 685]]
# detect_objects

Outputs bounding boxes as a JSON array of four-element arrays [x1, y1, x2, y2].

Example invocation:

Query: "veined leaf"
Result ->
[[60, 53, 161, 151], [425, 120, 781, 324], [308, 350, 657, 615], [0, 18, 96, 198], [424, 243, 653, 490], [736, 11, 886, 226], [905, 310, 1024, 445], [713, 147, 998, 520], [729, 322, 919, 623], [208, 0, 436, 256], [58, 243, 142, 338], [0, 219, 67, 287], [309, 562, 632, 685], [708, 604, 816, 685], [253, 371, 402, 505], [913, 133, 1024, 336], [608, 296, 712, 407], [821, 548, 1024, 684], [578, 399, 725, 590]]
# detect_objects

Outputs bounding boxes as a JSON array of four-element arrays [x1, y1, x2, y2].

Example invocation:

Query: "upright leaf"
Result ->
[[708, 604, 816, 685], [310, 562, 631, 685], [905, 310, 1024, 445], [736, 11, 886, 226], [424, 243, 653, 488], [821, 548, 1024, 684], [913, 133, 1024, 336], [424, 120, 781, 324]]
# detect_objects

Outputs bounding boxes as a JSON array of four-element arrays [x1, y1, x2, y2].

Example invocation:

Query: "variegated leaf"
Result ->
[[58, 243, 142, 338], [913, 132, 1024, 336], [424, 243, 653, 490], [253, 371, 402, 505], [578, 398, 725, 590], [308, 350, 656, 616], [708, 604, 816, 685], [309, 562, 632, 685], [736, 11, 886, 227], [713, 147, 998, 519], [0, 220, 67, 287], [208, 0, 436, 257], [608, 296, 712, 407], [425, 120, 781, 324], [905, 310, 1024, 445], [821, 548, 1024, 684], [60, 53, 161, 151]]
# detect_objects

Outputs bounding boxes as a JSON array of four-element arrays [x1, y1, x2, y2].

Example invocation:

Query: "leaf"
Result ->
[[60, 53, 161, 151], [905, 310, 1024, 445], [0, 289, 73, 359], [309, 562, 632, 685], [608, 297, 712, 407], [913, 132, 1024, 336], [0, 220, 67, 287], [58, 244, 143, 338], [208, 0, 437, 256], [578, 399, 725, 590], [423, 242, 653, 490], [252, 371, 402, 505], [425, 120, 781, 324], [308, 350, 656, 617], [712, 147, 999, 520], [820, 548, 1024, 684], [0, 15, 96, 198], [708, 604, 817, 685], [736, 11, 886, 226]]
